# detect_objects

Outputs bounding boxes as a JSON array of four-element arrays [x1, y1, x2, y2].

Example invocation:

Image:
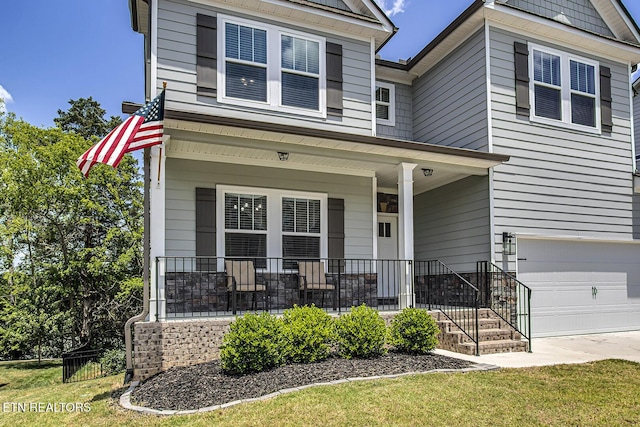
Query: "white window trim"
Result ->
[[217, 14, 327, 118], [216, 185, 328, 263], [375, 81, 395, 126], [528, 43, 601, 134]]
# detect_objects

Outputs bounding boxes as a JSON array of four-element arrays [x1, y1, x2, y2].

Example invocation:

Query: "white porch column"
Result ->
[[397, 163, 417, 309], [149, 138, 168, 321]]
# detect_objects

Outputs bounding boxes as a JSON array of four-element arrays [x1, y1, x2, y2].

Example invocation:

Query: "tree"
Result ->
[[54, 97, 122, 140], [0, 103, 143, 360]]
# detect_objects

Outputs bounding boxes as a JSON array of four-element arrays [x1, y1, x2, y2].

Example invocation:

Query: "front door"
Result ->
[[377, 215, 398, 299]]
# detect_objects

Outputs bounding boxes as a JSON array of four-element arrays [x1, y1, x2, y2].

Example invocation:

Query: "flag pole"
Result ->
[[157, 82, 167, 186]]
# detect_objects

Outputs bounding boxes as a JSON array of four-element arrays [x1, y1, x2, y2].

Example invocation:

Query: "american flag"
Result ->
[[77, 90, 165, 177]]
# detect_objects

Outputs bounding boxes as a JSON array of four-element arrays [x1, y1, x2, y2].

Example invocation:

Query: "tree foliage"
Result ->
[[0, 103, 143, 360], [53, 97, 122, 140]]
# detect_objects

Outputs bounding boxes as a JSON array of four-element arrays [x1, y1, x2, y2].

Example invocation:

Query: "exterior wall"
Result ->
[[307, 0, 350, 11], [165, 157, 374, 258], [489, 26, 635, 268], [156, 0, 373, 136], [412, 29, 489, 151], [376, 81, 413, 140], [634, 91, 640, 162], [506, 0, 614, 37], [413, 176, 491, 272]]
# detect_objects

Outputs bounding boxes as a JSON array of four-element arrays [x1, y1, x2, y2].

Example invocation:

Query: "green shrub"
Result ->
[[99, 349, 126, 375], [220, 312, 285, 374], [333, 304, 386, 359], [282, 305, 334, 363], [389, 308, 440, 354]]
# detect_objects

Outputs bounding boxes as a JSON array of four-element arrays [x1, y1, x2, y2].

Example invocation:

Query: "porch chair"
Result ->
[[298, 261, 336, 309], [224, 260, 268, 314]]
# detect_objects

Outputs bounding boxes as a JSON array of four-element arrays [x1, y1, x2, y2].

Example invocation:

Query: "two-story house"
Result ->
[[126, 0, 640, 379]]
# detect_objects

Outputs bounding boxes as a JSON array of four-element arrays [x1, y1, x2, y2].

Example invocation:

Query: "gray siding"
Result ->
[[414, 176, 491, 272], [376, 81, 413, 140], [156, 0, 373, 135], [506, 0, 614, 37], [489, 27, 635, 267], [634, 193, 640, 239], [165, 158, 373, 258], [634, 92, 640, 162], [307, 0, 350, 11], [412, 29, 489, 151]]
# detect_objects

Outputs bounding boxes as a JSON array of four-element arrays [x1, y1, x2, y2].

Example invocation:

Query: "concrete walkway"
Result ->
[[434, 330, 640, 368]]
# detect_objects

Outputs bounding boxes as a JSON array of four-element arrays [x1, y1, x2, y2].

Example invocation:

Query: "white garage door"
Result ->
[[518, 239, 640, 337]]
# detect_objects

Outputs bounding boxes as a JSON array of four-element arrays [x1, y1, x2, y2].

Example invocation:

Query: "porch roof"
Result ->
[[123, 102, 510, 193]]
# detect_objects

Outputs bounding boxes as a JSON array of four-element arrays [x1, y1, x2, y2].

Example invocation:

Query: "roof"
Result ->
[[122, 101, 509, 165]]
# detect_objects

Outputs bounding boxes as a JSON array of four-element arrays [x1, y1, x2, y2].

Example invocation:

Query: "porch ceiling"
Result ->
[[166, 129, 486, 194]]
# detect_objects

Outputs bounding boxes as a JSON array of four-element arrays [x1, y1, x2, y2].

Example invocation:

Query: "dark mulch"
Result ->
[[131, 353, 473, 411]]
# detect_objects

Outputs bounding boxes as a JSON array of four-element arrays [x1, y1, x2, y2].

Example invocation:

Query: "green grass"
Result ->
[[1, 359, 639, 426]]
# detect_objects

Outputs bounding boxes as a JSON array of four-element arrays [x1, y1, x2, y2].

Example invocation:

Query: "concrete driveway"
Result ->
[[435, 331, 640, 368]]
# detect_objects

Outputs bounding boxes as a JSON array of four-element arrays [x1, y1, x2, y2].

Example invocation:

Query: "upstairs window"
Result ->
[[375, 82, 395, 126], [218, 15, 326, 117], [530, 44, 599, 132], [224, 23, 267, 102]]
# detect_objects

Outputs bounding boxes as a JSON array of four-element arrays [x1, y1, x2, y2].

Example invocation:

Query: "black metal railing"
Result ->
[[414, 260, 479, 355], [62, 349, 103, 383], [477, 261, 532, 351], [156, 257, 411, 318]]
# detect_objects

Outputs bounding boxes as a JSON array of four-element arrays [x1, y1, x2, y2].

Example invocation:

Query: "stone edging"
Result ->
[[119, 363, 500, 416]]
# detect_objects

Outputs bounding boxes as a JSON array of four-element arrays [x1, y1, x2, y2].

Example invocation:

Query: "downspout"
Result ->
[[124, 147, 151, 384]]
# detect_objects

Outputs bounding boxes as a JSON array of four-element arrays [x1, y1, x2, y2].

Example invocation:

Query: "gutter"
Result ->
[[122, 102, 510, 164]]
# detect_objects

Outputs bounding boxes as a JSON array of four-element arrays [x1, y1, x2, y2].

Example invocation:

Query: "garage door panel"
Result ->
[[518, 239, 640, 337]]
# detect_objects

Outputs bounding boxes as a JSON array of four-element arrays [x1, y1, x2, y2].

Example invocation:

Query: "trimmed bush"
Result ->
[[282, 305, 334, 363], [99, 349, 126, 375], [334, 304, 386, 359], [220, 312, 285, 374], [389, 308, 440, 354]]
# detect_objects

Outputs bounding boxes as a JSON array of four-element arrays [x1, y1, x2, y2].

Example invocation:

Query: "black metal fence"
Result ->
[[62, 349, 103, 383], [477, 261, 532, 351], [156, 257, 411, 318], [414, 260, 480, 355]]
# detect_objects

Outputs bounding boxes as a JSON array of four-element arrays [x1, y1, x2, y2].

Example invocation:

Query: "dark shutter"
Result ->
[[328, 198, 344, 272], [600, 66, 613, 132], [196, 14, 217, 97], [326, 42, 343, 118], [514, 41, 530, 116], [196, 188, 216, 271]]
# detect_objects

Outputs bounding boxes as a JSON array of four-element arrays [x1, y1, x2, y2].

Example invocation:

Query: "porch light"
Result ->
[[502, 232, 516, 255], [278, 152, 289, 161], [421, 168, 433, 176]]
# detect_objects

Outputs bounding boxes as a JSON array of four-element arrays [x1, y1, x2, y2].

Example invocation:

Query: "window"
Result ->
[[217, 186, 327, 264], [218, 15, 326, 116], [530, 44, 599, 131], [282, 197, 321, 258], [375, 82, 395, 126], [224, 193, 267, 262]]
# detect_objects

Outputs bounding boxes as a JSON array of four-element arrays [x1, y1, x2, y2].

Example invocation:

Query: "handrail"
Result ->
[[414, 260, 480, 356], [477, 261, 532, 352]]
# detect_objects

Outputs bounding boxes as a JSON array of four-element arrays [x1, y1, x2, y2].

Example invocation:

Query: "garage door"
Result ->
[[518, 239, 640, 337]]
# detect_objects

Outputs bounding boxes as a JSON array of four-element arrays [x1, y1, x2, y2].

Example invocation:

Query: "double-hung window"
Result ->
[[530, 44, 599, 132], [375, 81, 395, 126], [218, 186, 327, 266], [218, 15, 326, 116], [224, 193, 267, 265], [282, 197, 321, 259]]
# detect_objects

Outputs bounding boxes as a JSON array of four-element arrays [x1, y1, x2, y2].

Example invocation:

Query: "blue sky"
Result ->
[[1, 0, 640, 127]]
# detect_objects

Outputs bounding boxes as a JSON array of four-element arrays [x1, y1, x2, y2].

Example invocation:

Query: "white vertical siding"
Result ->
[[156, 0, 373, 136], [489, 27, 635, 268], [164, 158, 373, 258]]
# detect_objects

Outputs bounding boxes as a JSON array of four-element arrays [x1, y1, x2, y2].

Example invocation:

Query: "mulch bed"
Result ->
[[130, 352, 473, 411]]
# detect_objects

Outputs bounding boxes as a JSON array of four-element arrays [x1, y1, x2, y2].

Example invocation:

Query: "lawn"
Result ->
[[1, 359, 639, 426]]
